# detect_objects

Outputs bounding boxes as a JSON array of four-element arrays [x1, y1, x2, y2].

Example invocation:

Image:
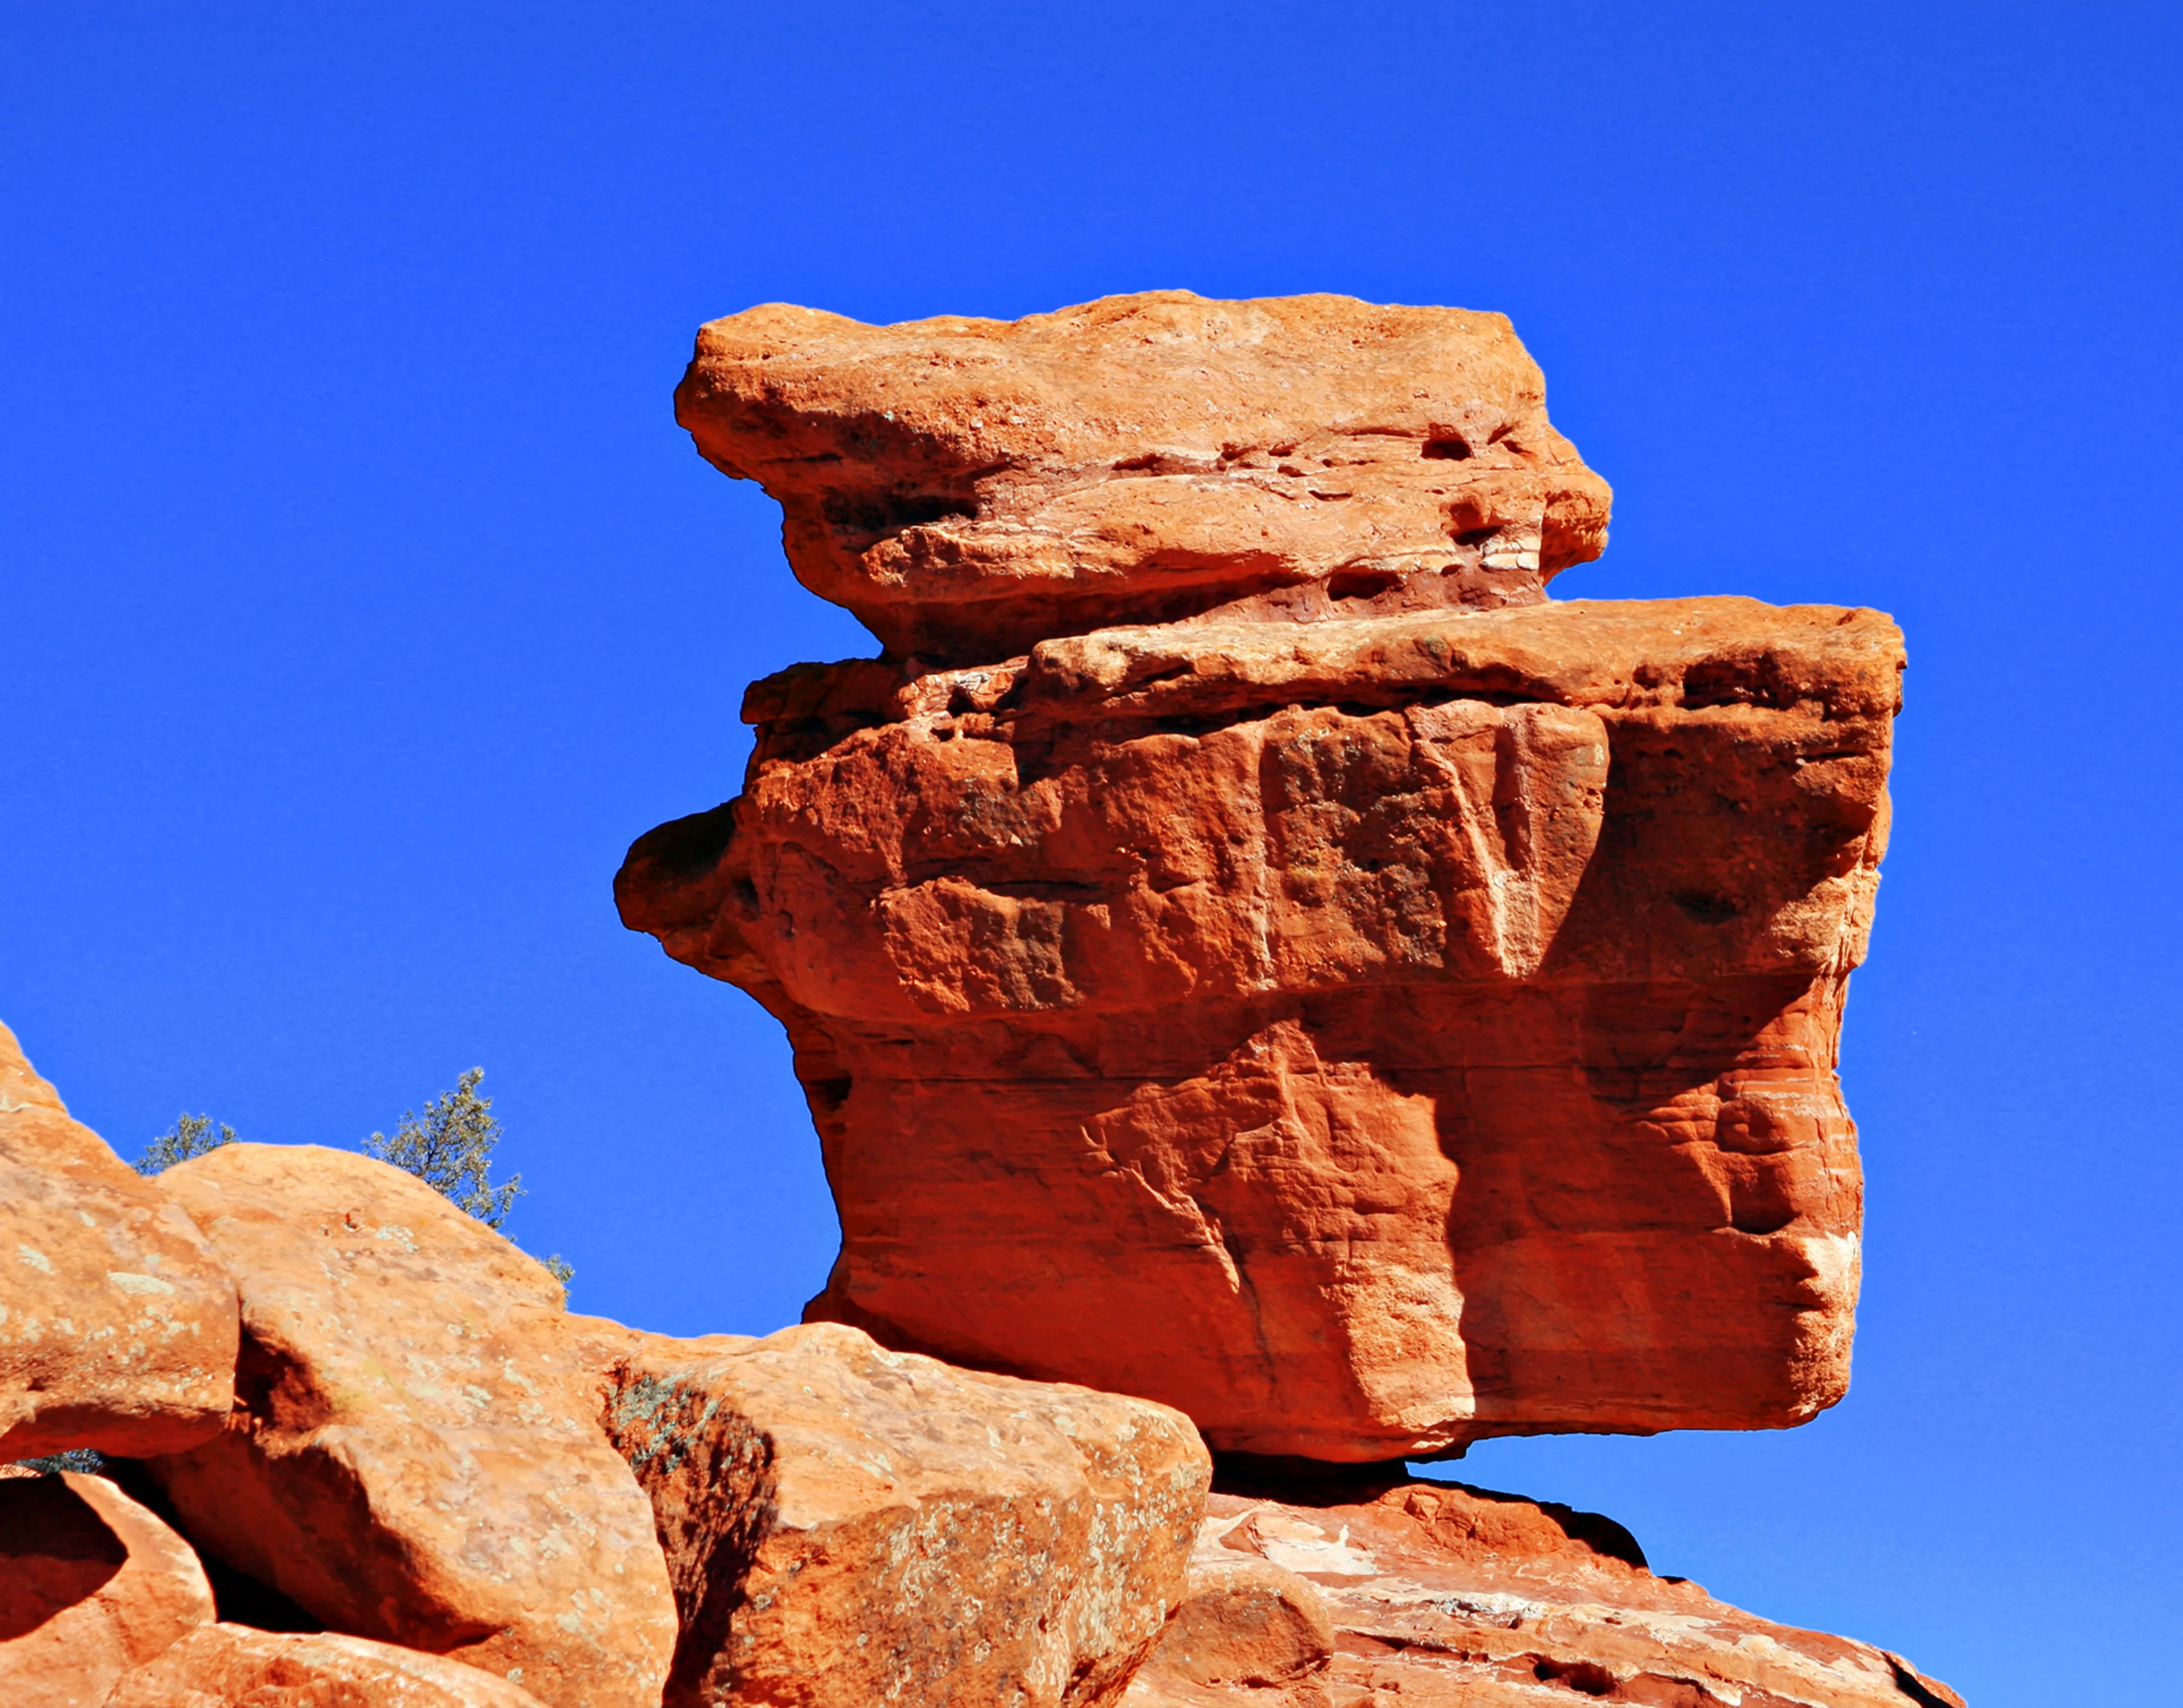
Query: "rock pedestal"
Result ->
[[1127, 1477, 1964, 1707], [620, 292, 1901, 1462]]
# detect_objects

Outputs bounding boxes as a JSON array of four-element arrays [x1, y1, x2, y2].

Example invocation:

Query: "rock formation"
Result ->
[[1126, 1476, 1964, 1708], [0, 291, 1955, 1708], [674, 294, 1610, 662], [0, 1024, 237, 1460], [595, 1318, 1209, 1707], [0, 1469, 215, 1708], [138, 1144, 680, 1708], [103, 1626, 554, 1706], [621, 292, 1902, 1462], [1124, 1547, 1334, 1707]]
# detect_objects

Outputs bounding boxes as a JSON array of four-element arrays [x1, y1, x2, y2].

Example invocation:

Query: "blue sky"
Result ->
[[5, 6, 2179, 1700]]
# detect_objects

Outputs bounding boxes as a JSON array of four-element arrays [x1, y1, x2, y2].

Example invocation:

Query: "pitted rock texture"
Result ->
[[0, 1470, 215, 1708], [138, 1145, 676, 1708], [1125, 1478, 1963, 1708], [595, 1319, 1210, 1708], [676, 292, 1610, 660], [104, 1625, 552, 1707], [0, 1022, 237, 1460], [619, 597, 1901, 1459]]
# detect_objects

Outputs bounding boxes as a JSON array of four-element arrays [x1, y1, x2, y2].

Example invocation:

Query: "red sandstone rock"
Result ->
[[1126, 1478, 1962, 1708], [594, 1318, 1210, 1708], [0, 1022, 237, 1461], [0, 1470, 215, 1708], [676, 292, 1611, 660], [619, 596, 1900, 1459], [105, 1625, 552, 1707], [139, 1145, 676, 1708], [1124, 1550, 1334, 1708]]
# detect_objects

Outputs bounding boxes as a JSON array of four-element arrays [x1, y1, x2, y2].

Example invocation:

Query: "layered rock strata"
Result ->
[[0, 1025, 237, 1459], [139, 1144, 678, 1708], [623, 587, 1899, 1457], [594, 1318, 1210, 1708], [1128, 1477, 1964, 1708]]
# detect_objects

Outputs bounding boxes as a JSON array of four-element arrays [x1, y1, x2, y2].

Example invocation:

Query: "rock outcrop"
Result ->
[[103, 1625, 553, 1707], [594, 1318, 1210, 1708], [675, 292, 1611, 660], [0, 1024, 237, 1460], [621, 591, 1898, 1456], [0, 1469, 215, 1708], [1128, 1476, 1963, 1708], [138, 1144, 677, 1708]]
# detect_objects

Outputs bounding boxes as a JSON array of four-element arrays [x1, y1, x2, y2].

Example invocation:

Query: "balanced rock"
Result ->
[[1125, 1478, 1963, 1707], [0, 1470, 215, 1708], [0, 1022, 237, 1460], [139, 1145, 676, 1708], [105, 1625, 552, 1707], [620, 595, 1900, 1458], [594, 1318, 1210, 1708], [676, 292, 1611, 660]]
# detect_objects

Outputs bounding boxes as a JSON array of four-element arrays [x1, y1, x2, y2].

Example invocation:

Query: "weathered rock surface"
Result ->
[[105, 1624, 552, 1707], [676, 292, 1611, 660], [619, 596, 1900, 1459], [139, 1144, 676, 1708], [0, 1469, 215, 1708], [1124, 1548, 1334, 1708], [594, 1318, 1210, 1708], [0, 1022, 237, 1461], [1126, 1478, 1962, 1708]]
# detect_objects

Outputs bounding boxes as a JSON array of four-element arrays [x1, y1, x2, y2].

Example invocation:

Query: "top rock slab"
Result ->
[[676, 292, 1611, 662]]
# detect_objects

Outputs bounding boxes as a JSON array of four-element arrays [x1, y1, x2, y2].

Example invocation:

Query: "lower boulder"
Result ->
[[0, 1468, 215, 1708], [594, 1318, 1212, 1708], [1124, 1551, 1333, 1708], [105, 1625, 550, 1706], [1131, 1475, 1963, 1708], [138, 1144, 676, 1708], [0, 1023, 237, 1460]]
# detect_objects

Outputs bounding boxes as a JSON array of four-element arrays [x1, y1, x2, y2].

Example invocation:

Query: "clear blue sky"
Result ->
[[4, 6, 2177, 1701]]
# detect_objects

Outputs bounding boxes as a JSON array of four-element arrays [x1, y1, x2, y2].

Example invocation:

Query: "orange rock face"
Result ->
[[0, 1022, 237, 1461], [104, 1625, 552, 1707], [1126, 1476, 1963, 1707], [1125, 1549, 1335, 1708], [621, 596, 1900, 1459], [0, 1470, 215, 1708], [139, 1145, 676, 1708], [595, 1319, 1210, 1708], [676, 292, 1610, 660]]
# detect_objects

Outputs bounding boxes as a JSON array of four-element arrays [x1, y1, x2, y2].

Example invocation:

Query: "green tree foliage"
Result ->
[[362, 1067, 521, 1228], [13, 1448, 104, 1474], [363, 1068, 573, 1286], [135, 1112, 235, 1176]]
